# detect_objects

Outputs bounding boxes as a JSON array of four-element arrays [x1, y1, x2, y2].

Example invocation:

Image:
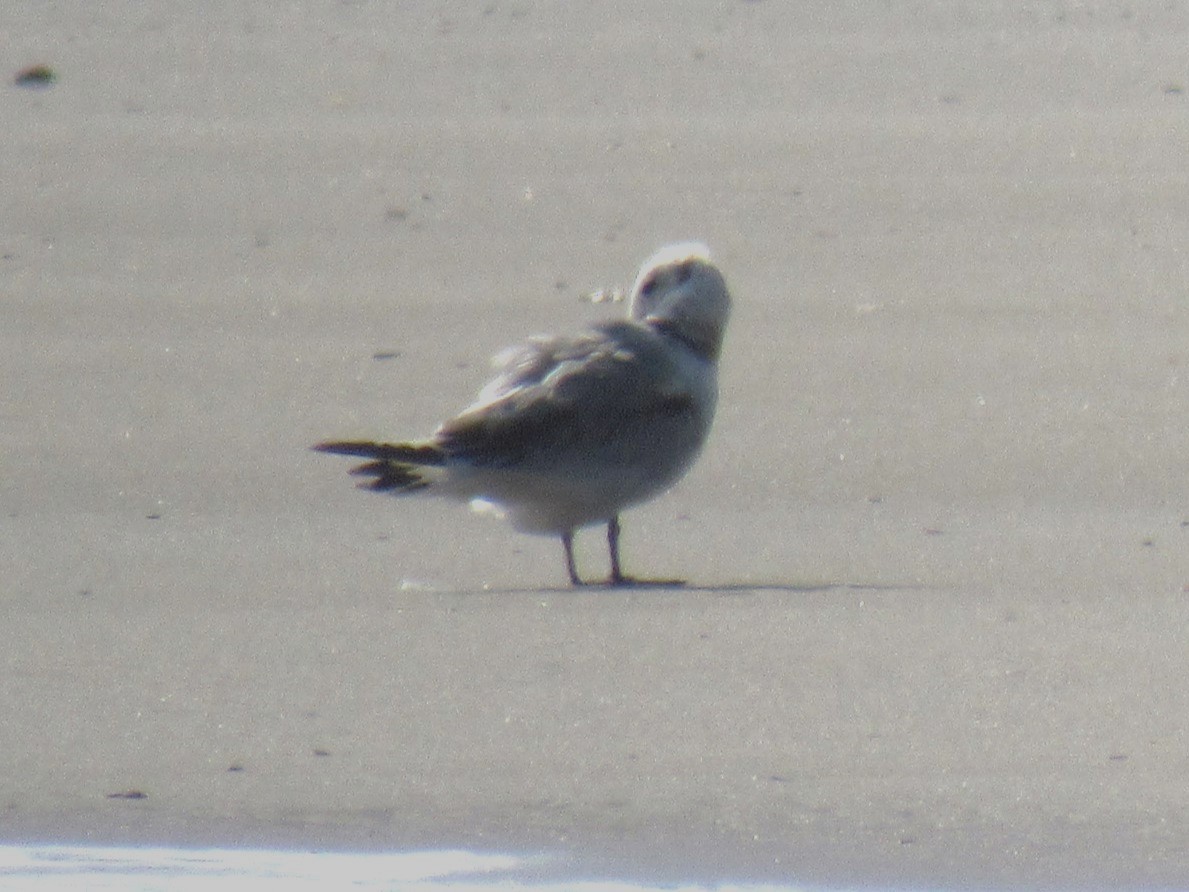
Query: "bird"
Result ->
[[314, 242, 731, 587]]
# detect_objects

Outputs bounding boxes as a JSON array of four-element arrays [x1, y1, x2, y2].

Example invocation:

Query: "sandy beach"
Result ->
[[3, 2, 1189, 888]]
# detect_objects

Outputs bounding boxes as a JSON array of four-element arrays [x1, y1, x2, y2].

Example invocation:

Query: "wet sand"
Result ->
[[3, 2, 1189, 888]]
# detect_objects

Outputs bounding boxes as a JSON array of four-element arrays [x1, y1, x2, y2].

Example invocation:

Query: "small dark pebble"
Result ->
[[15, 64, 56, 87], [107, 790, 147, 800], [227, 764, 244, 773], [372, 351, 401, 361], [146, 513, 162, 520]]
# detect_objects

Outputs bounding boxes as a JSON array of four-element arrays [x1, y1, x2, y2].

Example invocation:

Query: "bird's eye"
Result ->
[[673, 263, 693, 285], [639, 276, 659, 297]]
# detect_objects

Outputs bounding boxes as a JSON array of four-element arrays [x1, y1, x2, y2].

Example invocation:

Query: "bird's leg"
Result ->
[[561, 530, 584, 586], [605, 515, 685, 588], [607, 515, 626, 586]]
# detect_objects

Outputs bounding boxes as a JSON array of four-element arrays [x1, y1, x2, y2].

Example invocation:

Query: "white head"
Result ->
[[628, 242, 731, 361]]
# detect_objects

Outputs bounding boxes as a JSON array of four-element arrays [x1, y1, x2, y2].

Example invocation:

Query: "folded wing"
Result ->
[[438, 321, 704, 473]]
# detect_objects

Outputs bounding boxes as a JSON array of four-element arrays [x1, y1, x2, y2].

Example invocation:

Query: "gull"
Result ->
[[314, 242, 731, 586]]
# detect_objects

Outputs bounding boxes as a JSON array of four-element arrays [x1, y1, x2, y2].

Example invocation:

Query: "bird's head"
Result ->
[[628, 242, 731, 361]]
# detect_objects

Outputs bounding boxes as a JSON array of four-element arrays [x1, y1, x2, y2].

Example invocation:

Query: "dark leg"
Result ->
[[605, 515, 685, 588], [561, 530, 583, 586], [607, 515, 626, 585]]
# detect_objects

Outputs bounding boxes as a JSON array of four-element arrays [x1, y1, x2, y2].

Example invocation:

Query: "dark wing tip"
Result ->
[[315, 440, 435, 493], [313, 440, 384, 458], [348, 460, 430, 492]]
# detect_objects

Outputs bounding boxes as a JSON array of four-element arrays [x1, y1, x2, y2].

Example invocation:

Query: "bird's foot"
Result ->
[[605, 573, 686, 589]]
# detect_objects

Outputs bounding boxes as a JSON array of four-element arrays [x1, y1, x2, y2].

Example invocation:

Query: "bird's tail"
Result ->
[[313, 440, 446, 493]]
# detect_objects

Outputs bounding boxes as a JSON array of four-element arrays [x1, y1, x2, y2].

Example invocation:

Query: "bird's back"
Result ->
[[433, 319, 717, 533]]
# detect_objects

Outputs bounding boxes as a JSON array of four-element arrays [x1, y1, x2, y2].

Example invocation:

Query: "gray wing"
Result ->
[[435, 321, 704, 470]]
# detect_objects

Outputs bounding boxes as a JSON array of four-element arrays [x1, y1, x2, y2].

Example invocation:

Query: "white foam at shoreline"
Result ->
[[0, 844, 811, 892]]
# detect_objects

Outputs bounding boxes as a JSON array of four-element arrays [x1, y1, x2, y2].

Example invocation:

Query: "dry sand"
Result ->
[[3, 2, 1189, 888]]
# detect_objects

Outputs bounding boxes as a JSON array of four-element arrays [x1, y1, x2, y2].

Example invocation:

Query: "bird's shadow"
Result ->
[[460, 580, 927, 597]]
